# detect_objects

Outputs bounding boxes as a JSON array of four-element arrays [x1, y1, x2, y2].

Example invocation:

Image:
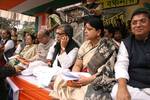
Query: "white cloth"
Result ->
[[112, 41, 150, 100], [53, 48, 78, 69], [32, 66, 63, 87], [61, 71, 91, 81], [6, 78, 19, 100], [46, 42, 56, 60], [15, 44, 22, 54], [111, 84, 150, 100], [46, 42, 79, 69], [21, 60, 48, 76], [21, 44, 78, 87], [115, 41, 129, 80], [21, 60, 69, 87]]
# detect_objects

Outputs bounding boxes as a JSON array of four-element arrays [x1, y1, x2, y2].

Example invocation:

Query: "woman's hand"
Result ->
[[67, 80, 82, 88], [77, 75, 92, 86], [78, 74, 96, 86], [16, 56, 29, 65], [60, 35, 69, 53], [67, 75, 96, 88], [16, 55, 23, 60], [66, 76, 89, 88]]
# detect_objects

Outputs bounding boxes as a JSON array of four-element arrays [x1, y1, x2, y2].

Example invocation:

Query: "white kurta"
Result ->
[[111, 41, 150, 100]]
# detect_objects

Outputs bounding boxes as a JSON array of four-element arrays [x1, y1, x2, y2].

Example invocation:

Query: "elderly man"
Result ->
[[33, 29, 55, 62], [17, 29, 55, 65]]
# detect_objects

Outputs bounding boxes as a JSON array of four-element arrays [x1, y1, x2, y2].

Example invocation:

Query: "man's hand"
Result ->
[[117, 86, 131, 100], [117, 78, 131, 100]]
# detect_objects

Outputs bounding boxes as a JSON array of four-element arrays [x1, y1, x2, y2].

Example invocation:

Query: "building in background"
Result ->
[[0, 9, 35, 30]]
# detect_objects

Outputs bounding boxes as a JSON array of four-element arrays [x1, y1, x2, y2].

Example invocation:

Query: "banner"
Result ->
[[98, 0, 139, 9]]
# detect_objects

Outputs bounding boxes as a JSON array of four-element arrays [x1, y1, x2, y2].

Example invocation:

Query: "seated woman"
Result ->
[[47, 24, 79, 70], [26, 24, 79, 87], [9, 33, 37, 67], [14, 32, 31, 55], [50, 17, 117, 100]]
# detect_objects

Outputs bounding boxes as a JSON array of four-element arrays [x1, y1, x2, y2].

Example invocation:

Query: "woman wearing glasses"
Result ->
[[47, 24, 79, 70]]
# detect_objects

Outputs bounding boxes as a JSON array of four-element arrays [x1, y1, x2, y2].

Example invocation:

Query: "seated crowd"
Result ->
[[0, 7, 150, 100]]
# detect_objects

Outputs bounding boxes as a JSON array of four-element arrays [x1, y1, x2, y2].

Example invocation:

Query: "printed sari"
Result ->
[[50, 38, 117, 100], [85, 38, 117, 100]]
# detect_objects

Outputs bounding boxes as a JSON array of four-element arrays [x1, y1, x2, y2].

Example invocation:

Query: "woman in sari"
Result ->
[[50, 17, 117, 100], [9, 33, 37, 67]]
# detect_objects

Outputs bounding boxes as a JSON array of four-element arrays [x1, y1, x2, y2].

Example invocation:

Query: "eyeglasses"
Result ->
[[56, 32, 66, 36]]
